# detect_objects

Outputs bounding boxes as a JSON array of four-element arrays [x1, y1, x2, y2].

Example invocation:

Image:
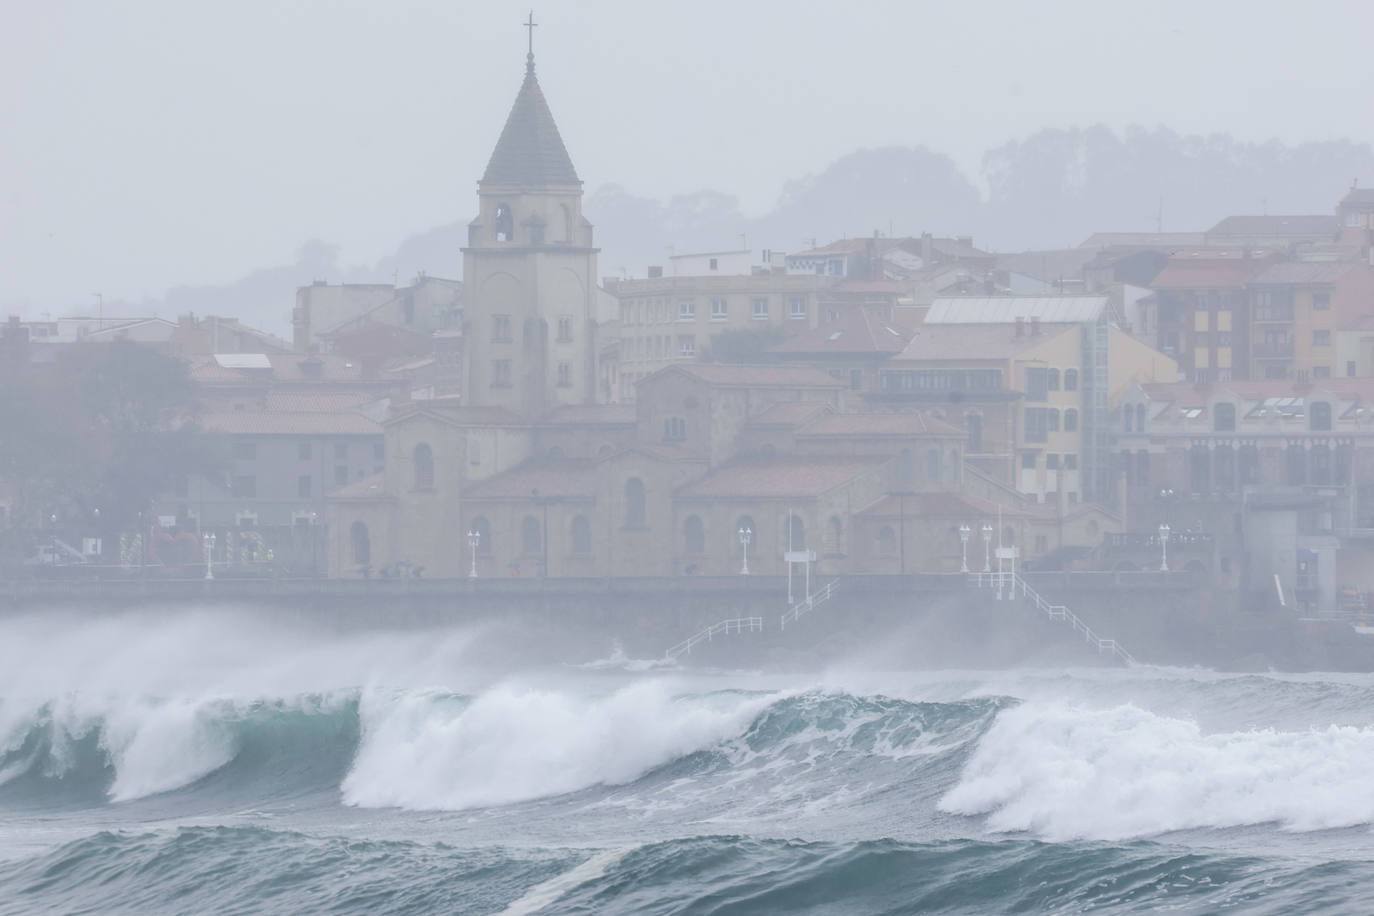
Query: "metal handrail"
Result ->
[[969, 571, 1136, 666], [664, 616, 763, 660], [780, 579, 840, 630]]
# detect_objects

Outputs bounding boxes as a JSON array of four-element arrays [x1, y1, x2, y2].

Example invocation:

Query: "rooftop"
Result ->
[[925, 296, 1108, 324], [676, 457, 885, 500], [480, 55, 579, 187], [770, 308, 911, 355], [893, 323, 1078, 362], [653, 363, 845, 389], [798, 411, 963, 438], [1207, 214, 1338, 238], [199, 411, 381, 437], [462, 459, 599, 501]]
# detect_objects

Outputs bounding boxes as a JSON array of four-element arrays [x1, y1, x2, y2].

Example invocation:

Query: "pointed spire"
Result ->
[[481, 14, 578, 188]]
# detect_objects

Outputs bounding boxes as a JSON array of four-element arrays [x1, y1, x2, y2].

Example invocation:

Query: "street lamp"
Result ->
[[203, 532, 216, 580], [981, 523, 993, 573], [1158, 522, 1170, 572], [467, 529, 480, 578], [959, 524, 971, 574], [738, 526, 752, 575]]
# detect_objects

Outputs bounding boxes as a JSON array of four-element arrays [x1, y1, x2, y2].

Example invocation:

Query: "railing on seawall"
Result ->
[[970, 571, 1136, 666], [664, 616, 764, 661], [780, 579, 840, 630]]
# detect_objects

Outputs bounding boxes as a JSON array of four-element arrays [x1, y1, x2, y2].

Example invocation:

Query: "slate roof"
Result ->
[[771, 308, 911, 355], [1206, 214, 1337, 238], [1248, 261, 1356, 285], [676, 457, 885, 500], [1342, 188, 1374, 208], [481, 59, 580, 187], [745, 401, 833, 427], [925, 296, 1107, 324], [893, 322, 1077, 362]]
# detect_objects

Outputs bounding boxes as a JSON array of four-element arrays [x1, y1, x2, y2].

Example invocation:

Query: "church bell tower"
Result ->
[[462, 18, 600, 418]]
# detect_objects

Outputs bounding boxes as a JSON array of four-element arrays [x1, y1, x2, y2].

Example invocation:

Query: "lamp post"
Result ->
[[1158, 522, 1170, 572], [468, 529, 480, 578], [203, 532, 216, 580], [959, 523, 971, 574], [981, 523, 993, 573], [738, 526, 752, 575]]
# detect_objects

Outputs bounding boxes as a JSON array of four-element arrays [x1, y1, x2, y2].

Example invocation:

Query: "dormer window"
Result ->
[[494, 204, 514, 241]]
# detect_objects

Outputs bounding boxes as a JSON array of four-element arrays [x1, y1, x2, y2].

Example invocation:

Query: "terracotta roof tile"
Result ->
[[540, 404, 637, 425], [746, 401, 833, 426], [676, 457, 885, 499], [798, 412, 962, 438], [462, 459, 599, 501], [201, 411, 381, 436], [664, 363, 845, 388], [771, 309, 912, 355]]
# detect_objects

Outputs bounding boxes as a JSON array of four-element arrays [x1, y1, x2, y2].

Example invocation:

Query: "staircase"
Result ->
[[971, 572, 1136, 666], [780, 579, 840, 630], [664, 617, 763, 661]]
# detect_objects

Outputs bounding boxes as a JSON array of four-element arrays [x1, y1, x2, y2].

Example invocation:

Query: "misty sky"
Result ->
[[3, 0, 1373, 317]]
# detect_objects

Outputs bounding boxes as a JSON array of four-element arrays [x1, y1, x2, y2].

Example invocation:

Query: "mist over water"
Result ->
[[5, 606, 1374, 913]]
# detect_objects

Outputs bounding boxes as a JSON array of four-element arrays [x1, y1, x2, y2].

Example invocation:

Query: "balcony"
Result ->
[[1253, 308, 1295, 324], [1253, 340, 1295, 359]]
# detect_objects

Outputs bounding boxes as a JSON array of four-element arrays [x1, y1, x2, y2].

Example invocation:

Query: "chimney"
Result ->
[[648, 265, 663, 279], [1015, 316, 1025, 337]]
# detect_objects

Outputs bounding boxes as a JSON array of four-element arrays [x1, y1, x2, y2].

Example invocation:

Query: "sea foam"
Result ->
[[940, 700, 1374, 840]]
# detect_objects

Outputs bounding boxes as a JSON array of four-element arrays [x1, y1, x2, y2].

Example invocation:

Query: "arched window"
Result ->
[[948, 448, 960, 483], [521, 515, 541, 554], [1136, 404, 1146, 431], [494, 203, 513, 241], [1048, 409, 1060, 432], [471, 516, 492, 554], [1064, 369, 1079, 391], [1048, 368, 1060, 391], [1124, 407, 1133, 432], [683, 515, 705, 555], [736, 515, 756, 554], [877, 525, 896, 556], [1214, 403, 1236, 432], [927, 448, 942, 482], [570, 515, 592, 554], [1312, 444, 1332, 485], [1064, 408, 1079, 432], [350, 521, 370, 565], [787, 514, 806, 549], [414, 443, 434, 489], [1239, 444, 1261, 484], [663, 417, 686, 441], [625, 478, 646, 528], [898, 448, 915, 487], [1311, 401, 1332, 431], [826, 516, 843, 556]]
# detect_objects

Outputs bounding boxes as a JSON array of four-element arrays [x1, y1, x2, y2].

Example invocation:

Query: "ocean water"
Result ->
[[4, 608, 1374, 914]]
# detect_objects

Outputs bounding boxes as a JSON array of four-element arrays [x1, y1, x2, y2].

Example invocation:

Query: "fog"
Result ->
[[4, 0, 1373, 320]]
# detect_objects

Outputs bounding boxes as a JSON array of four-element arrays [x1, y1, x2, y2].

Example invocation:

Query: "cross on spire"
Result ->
[[524, 11, 538, 70]]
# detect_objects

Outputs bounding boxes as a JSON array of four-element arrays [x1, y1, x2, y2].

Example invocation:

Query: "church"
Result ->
[[324, 38, 1121, 580]]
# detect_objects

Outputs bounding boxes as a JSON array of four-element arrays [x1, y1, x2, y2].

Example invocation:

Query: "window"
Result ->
[[374, 442, 384, 460], [678, 336, 695, 358], [413, 443, 434, 489], [1190, 445, 1209, 493], [708, 257, 718, 271], [298, 441, 312, 460], [927, 448, 942, 481], [1287, 444, 1306, 486], [752, 297, 769, 320], [493, 203, 513, 241], [334, 443, 348, 460], [1064, 408, 1078, 432], [1348, 361, 1357, 378], [1064, 368, 1078, 391], [1025, 407, 1049, 442], [231, 475, 257, 498], [1314, 329, 1331, 346], [233, 441, 257, 461], [1311, 401, 1332, 431], [1314, 292, 1331, 310], [334, 465, 348, 486], [492, 359, 512, 387], [1021, 452, 1036, 470], [1047, 409, 1060, 432], [787, 514, 806, 549], [1047, 454, 1060, 470], [625, 478, 646, 528], [1065, 454, 1078, 470], [570, 515, 592, 554], [492, 314, 511, 342], [557, 362, 571, 387], [1214, 402, 1236, 432], [966, 413, 983, 452], [684, 515, 705, 555], [1048, 368, 1060, 391], [678, 300, 695, 320], [521, 516, 541, 554], [557, 315, 573, 342], [1123, 405, 1134, 432], [789, 296, 806, 319], [1216, 331, 1232, 347], [1025, 367, 1049, 401], [297, 475, 311, 498], [1035, 535, 1048, 554], [350, 521, 370, 565], [663, 416, 686, 441], [1312, 444, 1332, 485], [710, 298, 728, 321], [1314, 366, 1331, 379]]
